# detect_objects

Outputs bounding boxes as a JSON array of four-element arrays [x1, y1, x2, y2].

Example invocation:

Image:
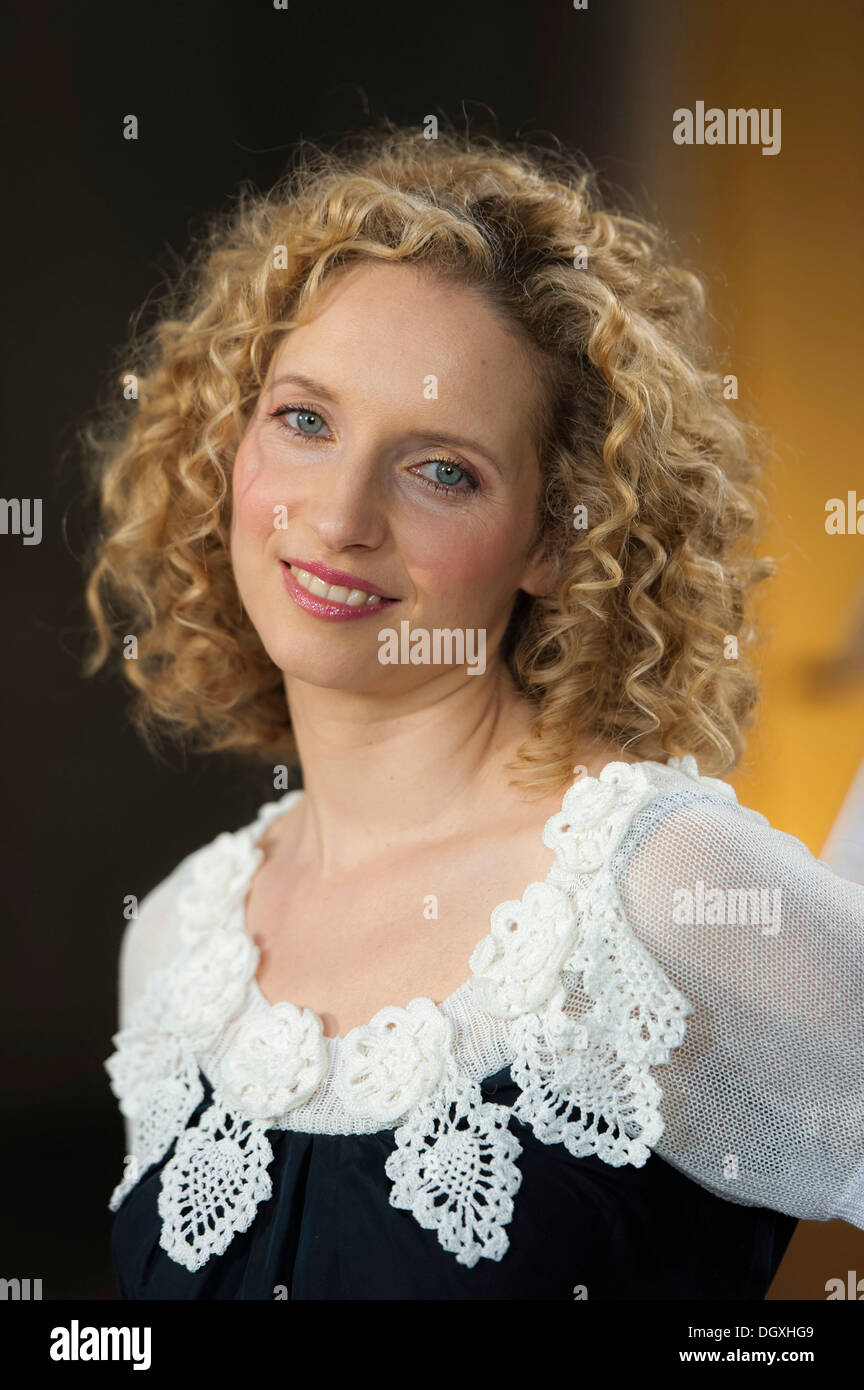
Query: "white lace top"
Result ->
[[105, 755, 864, 1275]]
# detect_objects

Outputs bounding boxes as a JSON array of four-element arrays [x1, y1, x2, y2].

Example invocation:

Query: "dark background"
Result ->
[[3, 0, 862, 1300]]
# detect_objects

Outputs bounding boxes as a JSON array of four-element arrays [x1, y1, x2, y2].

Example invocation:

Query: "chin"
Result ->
[[262, 639, 400, 692]]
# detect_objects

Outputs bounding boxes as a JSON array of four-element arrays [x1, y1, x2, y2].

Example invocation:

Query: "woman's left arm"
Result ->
[[615, 792, 864, 1227]]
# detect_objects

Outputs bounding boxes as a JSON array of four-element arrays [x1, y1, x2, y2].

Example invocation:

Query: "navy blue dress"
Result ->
[[111, 1062, 798, 1300]]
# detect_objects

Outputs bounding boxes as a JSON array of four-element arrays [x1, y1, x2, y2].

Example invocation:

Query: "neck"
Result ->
[[279, 661, 553, 878]]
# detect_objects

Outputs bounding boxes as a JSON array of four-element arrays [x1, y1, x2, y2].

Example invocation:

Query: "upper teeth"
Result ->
[[291, 567, 384, 605]]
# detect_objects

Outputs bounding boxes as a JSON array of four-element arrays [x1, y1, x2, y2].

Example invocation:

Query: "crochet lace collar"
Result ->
[[106, 754, 738, 1271]]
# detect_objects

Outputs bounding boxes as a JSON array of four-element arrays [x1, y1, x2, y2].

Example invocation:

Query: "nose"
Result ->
[[299, 448, 391, 555]]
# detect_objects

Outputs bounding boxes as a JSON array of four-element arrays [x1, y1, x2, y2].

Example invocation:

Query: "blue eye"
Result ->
[[271, 405, 328, 435], [434, 462, 463, 485], [414, 460, 477, 498]]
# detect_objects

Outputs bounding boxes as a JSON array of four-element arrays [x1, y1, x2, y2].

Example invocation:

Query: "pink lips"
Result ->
[[280, 561, 400, 622], [284, 557, 397, 600]]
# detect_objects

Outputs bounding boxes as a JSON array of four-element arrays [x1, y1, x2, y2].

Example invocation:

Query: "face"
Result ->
[[230, 260, 558, 693]]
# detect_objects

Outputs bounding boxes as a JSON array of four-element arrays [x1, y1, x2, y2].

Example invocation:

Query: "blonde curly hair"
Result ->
[[82, 124, 775, 794]]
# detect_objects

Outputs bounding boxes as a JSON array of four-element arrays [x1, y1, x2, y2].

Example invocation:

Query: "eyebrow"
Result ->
[[264, 372, 506, 476], [266, 372, 342, 406]]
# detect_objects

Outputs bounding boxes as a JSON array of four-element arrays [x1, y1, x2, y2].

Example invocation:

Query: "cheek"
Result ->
[[406, 513, 528, 603], [230, 440, 280, 553]]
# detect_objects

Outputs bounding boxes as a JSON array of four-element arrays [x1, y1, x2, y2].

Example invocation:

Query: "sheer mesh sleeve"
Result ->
[[117, 858, 194, 1034], [113, 854, 200, 1153], [612, 788, 864, 1228]]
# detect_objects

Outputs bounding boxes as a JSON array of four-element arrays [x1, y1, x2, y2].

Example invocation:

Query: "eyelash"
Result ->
[[267, 402, 481, 500]]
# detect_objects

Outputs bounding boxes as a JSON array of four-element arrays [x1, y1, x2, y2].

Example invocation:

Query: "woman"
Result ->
[[84, 127, 864, 1299]]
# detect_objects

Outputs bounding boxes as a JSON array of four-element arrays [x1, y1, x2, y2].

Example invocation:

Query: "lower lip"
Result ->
[[280, 562, 400, 622]]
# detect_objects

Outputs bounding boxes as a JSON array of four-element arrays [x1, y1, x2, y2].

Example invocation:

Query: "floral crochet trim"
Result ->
[[105, 822, 273, 1210], [158, 1103, 274, 1272], [106, 759, 705, 1272], [469, 761, 691, 1178], [384, 1061, 523, 1268]]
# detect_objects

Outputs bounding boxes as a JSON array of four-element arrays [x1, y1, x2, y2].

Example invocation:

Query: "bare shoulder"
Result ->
[[503, 737, 645, 819]]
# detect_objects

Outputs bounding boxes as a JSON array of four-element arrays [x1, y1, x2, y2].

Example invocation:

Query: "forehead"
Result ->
[[266, 260, 543, 438]]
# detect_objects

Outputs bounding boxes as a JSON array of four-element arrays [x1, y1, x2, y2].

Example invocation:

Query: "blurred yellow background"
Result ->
[[626, 0, 864, 865], [622, 0, 864, 1299]]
